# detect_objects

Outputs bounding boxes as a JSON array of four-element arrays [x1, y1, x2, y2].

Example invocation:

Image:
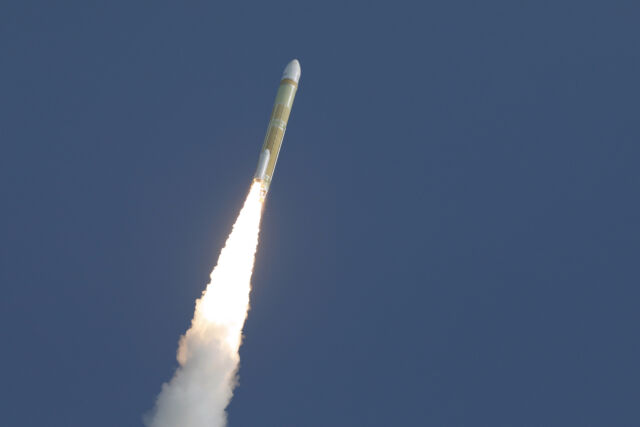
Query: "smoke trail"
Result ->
[[145, 181, 264, 427]]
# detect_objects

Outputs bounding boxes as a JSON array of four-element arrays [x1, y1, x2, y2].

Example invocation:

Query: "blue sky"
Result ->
[[1, 1, 639, 425]]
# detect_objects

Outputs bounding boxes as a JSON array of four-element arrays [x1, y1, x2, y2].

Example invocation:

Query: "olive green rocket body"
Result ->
[[254, 60, 301, 198]]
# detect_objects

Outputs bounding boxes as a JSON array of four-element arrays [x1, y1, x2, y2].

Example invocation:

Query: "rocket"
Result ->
[[254, 59, 301, 199]]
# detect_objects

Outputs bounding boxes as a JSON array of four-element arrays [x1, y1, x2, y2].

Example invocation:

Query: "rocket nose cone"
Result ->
[[282, 59, 301, 83]]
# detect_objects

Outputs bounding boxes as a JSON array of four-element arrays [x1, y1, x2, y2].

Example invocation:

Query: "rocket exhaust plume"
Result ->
[[145, 181, 265, 427], [146, 59, 300, 427]]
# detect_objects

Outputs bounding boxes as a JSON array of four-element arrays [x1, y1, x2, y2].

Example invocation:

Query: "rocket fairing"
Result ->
[[254, 59, 301, 198]]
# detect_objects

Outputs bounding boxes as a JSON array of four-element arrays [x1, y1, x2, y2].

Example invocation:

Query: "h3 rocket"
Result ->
[[254, 59, 301, 199]]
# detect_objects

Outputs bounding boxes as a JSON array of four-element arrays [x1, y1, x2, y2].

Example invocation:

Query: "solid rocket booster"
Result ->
[[254, 59, 301, 197]]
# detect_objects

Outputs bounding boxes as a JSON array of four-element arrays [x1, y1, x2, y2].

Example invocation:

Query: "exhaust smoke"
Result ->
[[145, 181, 265, 427]]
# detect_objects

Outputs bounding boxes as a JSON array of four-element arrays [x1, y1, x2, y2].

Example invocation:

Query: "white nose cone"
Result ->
[[282, 59, 301, 83]]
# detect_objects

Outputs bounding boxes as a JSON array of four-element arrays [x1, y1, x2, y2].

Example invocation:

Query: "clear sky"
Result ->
[[2, 1, 639, 426]]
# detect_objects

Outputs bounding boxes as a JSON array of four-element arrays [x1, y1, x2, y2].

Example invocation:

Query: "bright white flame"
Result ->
[[145, 181, 265, 427]]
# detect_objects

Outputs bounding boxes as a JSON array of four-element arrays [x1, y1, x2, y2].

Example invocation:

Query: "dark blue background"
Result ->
[[2, 1, 639, 426]]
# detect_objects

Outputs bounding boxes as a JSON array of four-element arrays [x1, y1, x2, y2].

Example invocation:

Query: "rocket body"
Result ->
[[254, 60, 301, 198]]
